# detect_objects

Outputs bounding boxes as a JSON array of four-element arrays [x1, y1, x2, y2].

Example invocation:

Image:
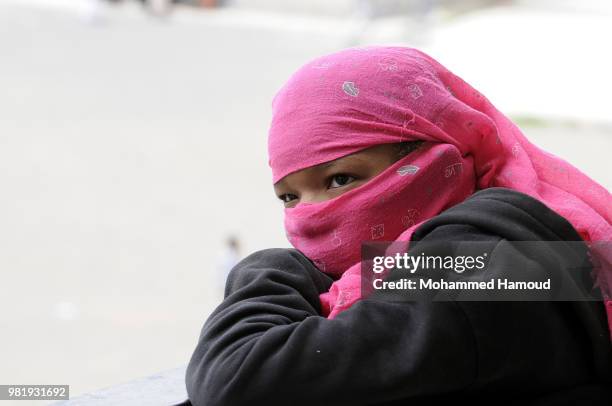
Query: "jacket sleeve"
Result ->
[[185, 248, 478, 406]]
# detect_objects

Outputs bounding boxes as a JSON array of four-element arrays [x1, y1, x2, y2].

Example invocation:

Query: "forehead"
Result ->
[[272, 156, 350, 191], [273, 144, 398, 191]]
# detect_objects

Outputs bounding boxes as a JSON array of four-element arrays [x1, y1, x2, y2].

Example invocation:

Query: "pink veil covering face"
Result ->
[[267, 46, 612, 334]]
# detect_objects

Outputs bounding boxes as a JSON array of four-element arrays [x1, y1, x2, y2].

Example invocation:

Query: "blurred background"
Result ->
[[1, 0, 610, 403]]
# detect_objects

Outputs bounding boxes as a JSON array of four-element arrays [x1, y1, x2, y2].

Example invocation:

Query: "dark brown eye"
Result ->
[[278, 193, 298, 203], [329, 174, 355, 189]]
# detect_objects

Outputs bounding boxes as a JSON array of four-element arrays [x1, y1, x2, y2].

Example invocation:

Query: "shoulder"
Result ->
[[413, 187, 583, 243]]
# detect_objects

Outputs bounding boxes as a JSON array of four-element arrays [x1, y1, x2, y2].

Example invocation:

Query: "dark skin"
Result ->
[[274, 142, 423, 208]]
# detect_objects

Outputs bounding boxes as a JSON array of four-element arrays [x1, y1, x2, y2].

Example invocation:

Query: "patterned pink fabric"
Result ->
[[267, 46, 612, 335]]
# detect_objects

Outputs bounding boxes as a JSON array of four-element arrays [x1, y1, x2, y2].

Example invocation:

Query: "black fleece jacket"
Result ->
[[179, 188, 612, 406]]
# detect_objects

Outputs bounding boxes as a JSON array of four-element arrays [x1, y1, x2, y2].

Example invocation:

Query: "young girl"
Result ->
[[182, 46, 612, 406]]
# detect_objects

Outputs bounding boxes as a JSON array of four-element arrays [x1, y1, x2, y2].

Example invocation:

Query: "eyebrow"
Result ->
[[320, 154, 366, 170], [274, 154, 362, 193], [318, 161, 336, 169]]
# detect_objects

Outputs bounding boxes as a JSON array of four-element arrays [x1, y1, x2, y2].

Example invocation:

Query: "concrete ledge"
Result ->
[[52, 366, 188, 406]]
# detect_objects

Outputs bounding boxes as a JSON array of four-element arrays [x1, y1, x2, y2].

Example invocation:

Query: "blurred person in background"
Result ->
[[215, 235, 241, 298]]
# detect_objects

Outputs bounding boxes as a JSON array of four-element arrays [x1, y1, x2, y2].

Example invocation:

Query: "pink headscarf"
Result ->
[[268, 46, 612, 334]]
